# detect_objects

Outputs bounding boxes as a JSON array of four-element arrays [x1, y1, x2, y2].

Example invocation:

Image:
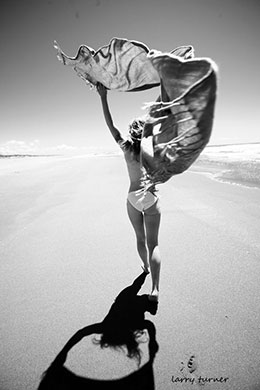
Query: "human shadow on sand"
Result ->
[[38, 271, 159, 390]]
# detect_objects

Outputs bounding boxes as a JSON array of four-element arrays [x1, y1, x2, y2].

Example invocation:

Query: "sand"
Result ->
[[1, 155, 260, 390]]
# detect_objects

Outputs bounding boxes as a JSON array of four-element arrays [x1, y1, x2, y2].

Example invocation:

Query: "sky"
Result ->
[[1, 0, 260, 155]]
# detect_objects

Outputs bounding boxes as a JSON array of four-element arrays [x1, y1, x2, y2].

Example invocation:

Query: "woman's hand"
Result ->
[[96, 82, 107, 98]]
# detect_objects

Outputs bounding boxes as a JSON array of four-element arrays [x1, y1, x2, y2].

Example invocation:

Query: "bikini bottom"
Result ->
[[127, 190, 158, 212]]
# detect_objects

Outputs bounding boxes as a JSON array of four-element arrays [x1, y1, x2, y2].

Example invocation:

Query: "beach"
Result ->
[[1, 154, 260, 390]]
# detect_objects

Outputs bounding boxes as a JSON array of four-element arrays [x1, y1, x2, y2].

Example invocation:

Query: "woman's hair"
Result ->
[[93, 327, 146, 366], [120, 118, 145, 158], [129, 119, 145, 141]]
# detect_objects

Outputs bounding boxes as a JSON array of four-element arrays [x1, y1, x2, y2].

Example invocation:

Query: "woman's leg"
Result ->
[[144, 203, 161, 299], [127, 200, 149, 271]]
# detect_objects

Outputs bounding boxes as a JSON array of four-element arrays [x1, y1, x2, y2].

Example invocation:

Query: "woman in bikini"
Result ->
[[96, 83, 161, 301]]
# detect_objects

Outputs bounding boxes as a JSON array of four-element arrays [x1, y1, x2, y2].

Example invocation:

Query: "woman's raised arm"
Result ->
[[96, 83, 124, 144]]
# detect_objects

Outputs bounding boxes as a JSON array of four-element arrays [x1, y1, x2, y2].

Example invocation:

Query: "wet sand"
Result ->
[[1, 155, 260, 390]]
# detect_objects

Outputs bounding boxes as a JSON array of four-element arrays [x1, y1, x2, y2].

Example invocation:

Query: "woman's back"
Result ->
[[124, 152, 144, 191], [121, 142, 145, 192]]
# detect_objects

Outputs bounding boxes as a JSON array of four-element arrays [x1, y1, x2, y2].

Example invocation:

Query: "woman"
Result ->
[[96, 83, 161, 301]]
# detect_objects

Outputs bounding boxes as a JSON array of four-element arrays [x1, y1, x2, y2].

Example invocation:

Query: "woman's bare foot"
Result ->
[[142, 265, 150, 274], [149, 289, 159, 301]]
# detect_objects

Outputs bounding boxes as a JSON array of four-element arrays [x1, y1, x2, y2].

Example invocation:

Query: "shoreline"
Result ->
[[191, 159, 260, 190], [1, 153, 259, 190]]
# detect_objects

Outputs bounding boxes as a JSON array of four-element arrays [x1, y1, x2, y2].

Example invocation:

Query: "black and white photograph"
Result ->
[[1, 1, 260, 389]]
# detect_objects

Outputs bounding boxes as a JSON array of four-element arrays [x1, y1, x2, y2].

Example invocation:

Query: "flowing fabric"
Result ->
[[54, 37, 217, 185], [54, 37, 193, 91], [141, 52, 217, 187]]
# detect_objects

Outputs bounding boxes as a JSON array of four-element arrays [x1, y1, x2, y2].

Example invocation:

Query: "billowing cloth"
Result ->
[[54, 38, 193, 91], [141, 52, 217, 188], [54, 38, 217, 185]]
